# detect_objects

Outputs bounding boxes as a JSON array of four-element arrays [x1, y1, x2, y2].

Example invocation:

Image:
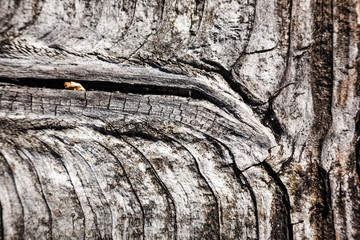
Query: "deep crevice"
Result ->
[[0, 201, 3, 240], [0, 77, 196, 98], [95, 125, 178, 239], [261, 104, 284, 142], [39, 138, 87, 240], [64, 149, 103, 239], [72, 143, 115, 240], [0, 71, 268, 139], [311, 0, 334, 139], [261, 161, 293, 240], [199, 59, 263, 108], [0, 76, 237, 121], [310, 1, 335, 237], [232, 163, 260, 240], [161, 134, 221, 240], [97, 142, 145, 240], [175, 58, 265, 115], [119, 136, 177, 240], [0, 153, 25, 239], [355, 111, 360, 180], [14, 146, 54, 240], [203, 133, 260, 239], [317, 165, 335, 236]]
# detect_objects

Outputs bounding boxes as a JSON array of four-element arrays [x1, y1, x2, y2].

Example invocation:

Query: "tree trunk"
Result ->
[[0, 0, 359, 239]]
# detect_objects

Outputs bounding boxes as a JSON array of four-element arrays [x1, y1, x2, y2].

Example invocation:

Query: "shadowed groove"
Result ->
[[203, 135, 260, 240], [95, 142, 146, 240], [33, 138, 87, 240], [0, 200, 3, 240], [80, 139, 142, 239], [49, 136, 115, 239], [125, 135, 203, 238], [114, 121, 259, 239], [160, 123, 259, 239], [261, 161, 293, 240], [71, 143, 116, 239], [0, 0, 359, 239], [90, 122, 176, 238], [12, 145, 53, 240], [155, 131, 221, 240], [0, 152, 25, 239], [41, 127, 147, 239], [118, 135, 178, 240]]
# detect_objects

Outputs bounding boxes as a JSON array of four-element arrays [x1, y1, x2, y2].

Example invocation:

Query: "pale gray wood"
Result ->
[[0, 0, 359, 239]]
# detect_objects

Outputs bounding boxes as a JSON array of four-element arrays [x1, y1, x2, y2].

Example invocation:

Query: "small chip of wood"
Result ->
[[64, 81, 85, 91]]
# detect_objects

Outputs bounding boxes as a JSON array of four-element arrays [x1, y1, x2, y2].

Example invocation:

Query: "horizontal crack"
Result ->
[[245, 44, 278, 55], [0, 77, 197, 99], [0, 76, 247, 131]]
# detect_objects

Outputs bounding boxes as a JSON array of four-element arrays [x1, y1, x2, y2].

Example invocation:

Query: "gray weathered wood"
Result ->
[[0, 0, 359, 239]]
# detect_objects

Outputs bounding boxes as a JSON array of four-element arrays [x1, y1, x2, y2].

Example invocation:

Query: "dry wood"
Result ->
[[0, 0, 359, 239]]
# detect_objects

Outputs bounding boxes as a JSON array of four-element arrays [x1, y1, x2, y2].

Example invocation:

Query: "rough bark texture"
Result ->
[[0, 0, 359, 239]]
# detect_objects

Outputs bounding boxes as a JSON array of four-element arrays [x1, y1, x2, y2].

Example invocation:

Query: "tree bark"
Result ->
[[0, 0, 359, 239]]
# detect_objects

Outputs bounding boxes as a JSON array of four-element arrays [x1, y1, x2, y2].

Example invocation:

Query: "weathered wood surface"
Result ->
[[0, 0, 359, 239]]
